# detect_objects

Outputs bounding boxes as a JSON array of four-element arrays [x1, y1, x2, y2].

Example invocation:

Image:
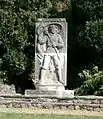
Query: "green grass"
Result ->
[[0, 113, 103, 119]]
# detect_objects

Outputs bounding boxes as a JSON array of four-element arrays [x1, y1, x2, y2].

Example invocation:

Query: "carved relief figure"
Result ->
[[36, 23, 64, 85]]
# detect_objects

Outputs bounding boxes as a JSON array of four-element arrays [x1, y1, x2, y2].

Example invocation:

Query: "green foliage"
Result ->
[[68, 0, 103, 95], [75, 66, 103, 95], [79, 19, 103, 52], [72, 0, 103, 20], [0, 0, 52, 82]]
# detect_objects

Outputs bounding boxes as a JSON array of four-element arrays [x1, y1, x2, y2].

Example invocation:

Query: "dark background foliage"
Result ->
[[0, 0, 103, 95]]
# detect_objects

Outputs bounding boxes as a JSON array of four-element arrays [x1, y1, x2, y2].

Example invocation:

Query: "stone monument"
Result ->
[[26, 18, 74, 97]]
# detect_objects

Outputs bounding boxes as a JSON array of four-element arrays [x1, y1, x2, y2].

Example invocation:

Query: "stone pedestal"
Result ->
[[31, 18, 74, 98], [25, 84, 74, 98]]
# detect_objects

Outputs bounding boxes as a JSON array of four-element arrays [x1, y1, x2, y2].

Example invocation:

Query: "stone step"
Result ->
[[25, 89, 74, 98]]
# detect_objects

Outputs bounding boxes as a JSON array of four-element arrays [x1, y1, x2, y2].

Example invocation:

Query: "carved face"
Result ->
[[48, 25, 59, 34]]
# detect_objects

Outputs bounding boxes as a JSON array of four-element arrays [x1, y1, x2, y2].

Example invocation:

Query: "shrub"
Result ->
[[75, 66, 103, 95]]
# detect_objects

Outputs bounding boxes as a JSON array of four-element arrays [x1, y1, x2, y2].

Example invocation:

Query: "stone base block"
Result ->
[[36, 84, 65, 91], [25, 85, 74, 98]]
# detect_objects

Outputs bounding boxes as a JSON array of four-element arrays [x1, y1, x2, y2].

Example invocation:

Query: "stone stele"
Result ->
[[26, 18, 74, 97]]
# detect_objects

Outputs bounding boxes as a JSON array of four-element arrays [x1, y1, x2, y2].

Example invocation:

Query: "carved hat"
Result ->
[[48, 23, 62, 32]]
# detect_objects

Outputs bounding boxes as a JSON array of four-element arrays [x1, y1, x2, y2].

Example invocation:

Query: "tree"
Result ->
[[72, 0, 103, 20], [68, 0, 103, 92], [0, 0, 52, 93], [78, 19, 103, 67]]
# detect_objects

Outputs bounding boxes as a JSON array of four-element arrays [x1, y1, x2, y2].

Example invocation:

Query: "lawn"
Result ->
[[0, 113, 103, 119]]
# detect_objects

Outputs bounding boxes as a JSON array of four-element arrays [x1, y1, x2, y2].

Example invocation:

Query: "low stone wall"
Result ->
[[0, 94, 103, 111]]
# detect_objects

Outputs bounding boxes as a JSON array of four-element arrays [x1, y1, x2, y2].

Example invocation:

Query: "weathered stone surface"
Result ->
[[25, 89, 74, 98], [67, 100, 73, 103], [86, 106, 93, 111], [31, 103, 37, 108], [36, 104, 43, 108], [0, 95, 102, 111], [21, 103, 28, 108], [0, 84, 16, 94], [12, 103, 21, 108], [67, 105, 75, 110], [33, 18, 74, 98], [53, 106, 60, 110], [93, 107, 101, 112], [7, 103, 12, 108], [91, 99, 100, 104], [75, 105, 80, 110], [78, 99, 92, 104], [35, 18, 67, 86]]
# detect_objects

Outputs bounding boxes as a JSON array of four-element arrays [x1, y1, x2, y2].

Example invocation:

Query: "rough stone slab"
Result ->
[[25, 90, 57, 95], [25, 89, 74, 98]]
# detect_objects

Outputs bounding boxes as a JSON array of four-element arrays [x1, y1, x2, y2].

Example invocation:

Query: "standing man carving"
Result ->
[[37, 23, 64, 84]]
